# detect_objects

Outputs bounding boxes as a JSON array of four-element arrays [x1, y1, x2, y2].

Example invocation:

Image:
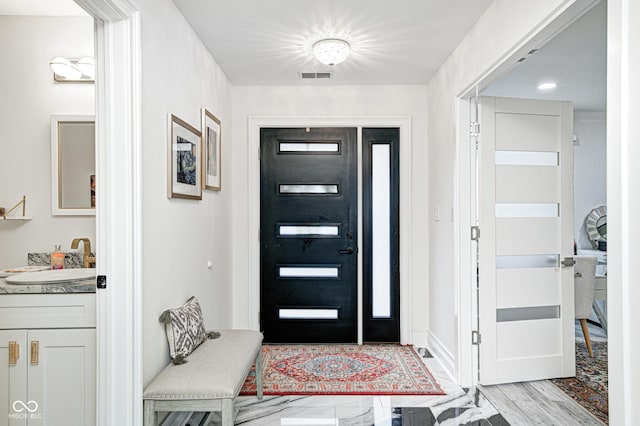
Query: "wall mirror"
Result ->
[[586, 205, 606, 247], [51, 115, 96, 215]]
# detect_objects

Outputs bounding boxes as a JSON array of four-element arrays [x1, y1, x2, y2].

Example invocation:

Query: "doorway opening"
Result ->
[[456, 0, 607, 422]]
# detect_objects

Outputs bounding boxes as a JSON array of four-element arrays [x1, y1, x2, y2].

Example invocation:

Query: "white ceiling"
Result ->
[[6, 0, 605, 110], [172, 0, 493, 85], [482, 1, 606, 111]]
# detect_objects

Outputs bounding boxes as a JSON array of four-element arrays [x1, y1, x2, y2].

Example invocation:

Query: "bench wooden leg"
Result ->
[[256, 348, 263, 400], [143, 400, 156, 426], [222, 398, 234, 426]]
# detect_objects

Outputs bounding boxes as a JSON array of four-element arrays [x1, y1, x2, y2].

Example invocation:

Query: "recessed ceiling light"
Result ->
[[537, 82, 558, 91]]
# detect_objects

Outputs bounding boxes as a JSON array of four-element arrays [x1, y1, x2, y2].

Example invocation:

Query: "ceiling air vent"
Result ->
[[299, 71, 333, 79]]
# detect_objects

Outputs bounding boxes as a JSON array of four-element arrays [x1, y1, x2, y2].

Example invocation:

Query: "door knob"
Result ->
[[339, 247, 354, 255]]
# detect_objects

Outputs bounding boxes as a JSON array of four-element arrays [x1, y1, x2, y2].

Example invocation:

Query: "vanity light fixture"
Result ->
[[537, 81, 558, 91], [50, 56, 95, 82], [312, 38, 350, 66]]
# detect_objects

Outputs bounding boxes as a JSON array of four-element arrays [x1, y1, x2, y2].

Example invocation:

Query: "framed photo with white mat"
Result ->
[[202, 108, 221, 191], [168, 114, 202, 200]]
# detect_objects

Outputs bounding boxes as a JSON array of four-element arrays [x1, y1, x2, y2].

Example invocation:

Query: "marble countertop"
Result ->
[[0, 276, 96, 294]]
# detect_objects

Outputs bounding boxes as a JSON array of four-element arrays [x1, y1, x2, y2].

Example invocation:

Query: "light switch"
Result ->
[[434, 206, 441, 221]]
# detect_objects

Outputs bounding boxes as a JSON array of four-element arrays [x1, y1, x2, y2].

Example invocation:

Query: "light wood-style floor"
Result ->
[[480, 321, 607, 425], [480, 380, 603, 425]]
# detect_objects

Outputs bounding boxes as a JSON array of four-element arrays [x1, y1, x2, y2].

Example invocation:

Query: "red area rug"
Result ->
[[550, 341, 608, 424], [240, 344, 445, 396]]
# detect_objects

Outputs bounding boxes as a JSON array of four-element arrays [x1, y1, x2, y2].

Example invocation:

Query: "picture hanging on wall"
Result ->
[[201, 108, 221, 191], [168, 114, 202, 200]]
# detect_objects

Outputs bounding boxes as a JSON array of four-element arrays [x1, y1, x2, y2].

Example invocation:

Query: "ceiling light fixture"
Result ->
[[537, 82, 558, 91], [312, 39, 350, 66], [50, 56, 95, 82]]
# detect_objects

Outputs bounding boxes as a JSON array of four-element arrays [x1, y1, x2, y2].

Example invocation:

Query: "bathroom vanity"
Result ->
[[0, 278, 96, 425]]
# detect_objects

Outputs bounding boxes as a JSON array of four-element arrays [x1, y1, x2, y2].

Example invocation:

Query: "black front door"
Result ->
[[260, 127, 357, 343]]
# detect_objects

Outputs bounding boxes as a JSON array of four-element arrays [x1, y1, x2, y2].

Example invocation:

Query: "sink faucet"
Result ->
[[71, 238, 96, 268]]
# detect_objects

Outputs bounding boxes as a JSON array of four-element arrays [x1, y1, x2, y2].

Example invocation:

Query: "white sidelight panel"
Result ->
[[279, 142, 339, 152], [279, 266, 339, 278], [371, 144, 391, 318], [279, 309, 339, 320]]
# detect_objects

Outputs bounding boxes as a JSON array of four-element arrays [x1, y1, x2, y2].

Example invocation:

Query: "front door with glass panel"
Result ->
[[260, 127, 357, 343], [478, 97, 575, 385]]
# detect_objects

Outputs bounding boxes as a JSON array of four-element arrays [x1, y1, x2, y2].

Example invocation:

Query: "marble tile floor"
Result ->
[[198, 348, 509, 426], [182, 328, 608, 426]]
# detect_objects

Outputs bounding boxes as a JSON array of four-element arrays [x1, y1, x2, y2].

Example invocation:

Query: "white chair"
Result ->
[[574, 256, 597, 357]]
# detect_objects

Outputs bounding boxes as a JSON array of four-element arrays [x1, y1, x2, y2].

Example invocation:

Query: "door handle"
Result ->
[[30, 341, 39, 365], [8, 341, 19, 366], [339, 247, 354, 255], [561, 257, 575, 267]]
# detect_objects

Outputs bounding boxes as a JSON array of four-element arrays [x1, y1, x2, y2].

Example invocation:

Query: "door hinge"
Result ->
[[471, 226, 480, 241], [469, 122, 480, 137], [472, 330, 481, 345]]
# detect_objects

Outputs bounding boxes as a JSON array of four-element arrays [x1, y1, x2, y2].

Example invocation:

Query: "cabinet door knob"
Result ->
[[30, 341, 39, 365], [8, 341, 19, 365]]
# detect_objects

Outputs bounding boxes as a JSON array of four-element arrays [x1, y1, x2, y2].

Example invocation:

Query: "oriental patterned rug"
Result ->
[[240, 344, 445, 396], [550, 341, 608, 424]]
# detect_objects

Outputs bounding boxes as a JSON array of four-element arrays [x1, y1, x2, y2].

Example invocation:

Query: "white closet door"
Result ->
[[478, 97, 575, 385]]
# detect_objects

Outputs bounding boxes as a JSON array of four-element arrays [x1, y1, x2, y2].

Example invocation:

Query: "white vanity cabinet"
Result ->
[[0, 294, 96, 425]]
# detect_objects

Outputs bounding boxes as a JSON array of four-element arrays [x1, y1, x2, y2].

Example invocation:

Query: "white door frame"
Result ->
[[74, 1, 142, 425], [247, 117, 412, 345], [453, 0, 600, 386]]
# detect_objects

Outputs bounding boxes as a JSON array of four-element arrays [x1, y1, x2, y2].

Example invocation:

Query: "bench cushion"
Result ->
[[143, 329, 262, 400]]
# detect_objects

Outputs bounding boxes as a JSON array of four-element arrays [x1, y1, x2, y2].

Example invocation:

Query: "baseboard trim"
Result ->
[[412, 331, 429, 348], [427, 331, 456, 381]]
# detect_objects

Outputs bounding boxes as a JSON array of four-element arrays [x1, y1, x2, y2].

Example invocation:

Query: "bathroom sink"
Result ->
[[6, 268, 96, 285]]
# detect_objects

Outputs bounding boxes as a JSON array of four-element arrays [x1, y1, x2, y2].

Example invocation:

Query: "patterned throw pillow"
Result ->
[[159, 296, 207, 364]]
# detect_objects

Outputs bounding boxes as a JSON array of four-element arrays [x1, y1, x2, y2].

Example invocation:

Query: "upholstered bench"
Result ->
[[143, 329, 263, 426]]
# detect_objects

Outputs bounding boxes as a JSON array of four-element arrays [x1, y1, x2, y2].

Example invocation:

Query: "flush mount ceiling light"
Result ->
[[312, 39, 350, 66], [50, 56, 95, 82], [537, 82, 558, 91]]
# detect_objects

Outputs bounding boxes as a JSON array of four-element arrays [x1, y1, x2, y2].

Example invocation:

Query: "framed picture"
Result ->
[[202, 108, 221, 191], [168, 114, 202, 200]]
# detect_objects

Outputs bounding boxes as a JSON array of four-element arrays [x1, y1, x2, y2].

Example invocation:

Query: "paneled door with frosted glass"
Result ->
[[478, 97, 575, 384], [260, 127, 357, 343]]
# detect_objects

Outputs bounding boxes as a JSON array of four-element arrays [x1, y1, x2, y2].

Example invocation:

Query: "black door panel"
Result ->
[[260, 127, 357, 343]]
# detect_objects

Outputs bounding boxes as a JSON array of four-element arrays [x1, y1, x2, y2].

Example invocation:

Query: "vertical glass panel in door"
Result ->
[[372, 144, 391, 318]]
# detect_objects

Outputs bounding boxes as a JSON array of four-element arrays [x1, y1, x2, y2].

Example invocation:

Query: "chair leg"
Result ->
[[256, 348, 263, 400], [580, 319, 594, 357]]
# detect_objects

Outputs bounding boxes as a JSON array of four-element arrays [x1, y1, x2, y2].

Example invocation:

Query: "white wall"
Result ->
[[231, 85, 430, 344], [140, 0, 234, 385], [573, 111, 606, 249], [426, 0, 582, 375], [0, 16, 95, 268]]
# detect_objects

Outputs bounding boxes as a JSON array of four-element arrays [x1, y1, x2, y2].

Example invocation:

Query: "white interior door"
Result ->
[[478, 97, 574, 385]]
